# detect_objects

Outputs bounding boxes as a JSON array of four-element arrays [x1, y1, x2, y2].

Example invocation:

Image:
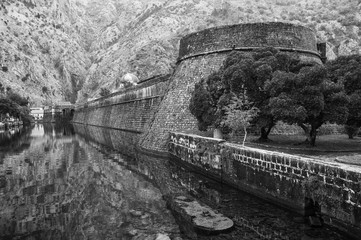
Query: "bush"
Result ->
[[99, 87, 111, 97], [21, 73, 30, 82], [42, 86, 48, 94]]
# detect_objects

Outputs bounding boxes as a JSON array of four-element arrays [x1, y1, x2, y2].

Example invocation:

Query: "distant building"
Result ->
[[30, 107, 44, 121], [43, 102, 74, 123]]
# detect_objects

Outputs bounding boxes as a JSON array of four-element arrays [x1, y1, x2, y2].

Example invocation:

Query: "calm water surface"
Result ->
[[0, 124, 351, 240]]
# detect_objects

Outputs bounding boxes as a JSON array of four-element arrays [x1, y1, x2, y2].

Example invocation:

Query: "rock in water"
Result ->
[[171, 195, 233, 232], [155, 233, 171, 240]]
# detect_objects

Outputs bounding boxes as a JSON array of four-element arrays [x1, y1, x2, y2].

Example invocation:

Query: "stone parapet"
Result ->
[[169, 132, 361, 239], [179, 22, 322, 64]]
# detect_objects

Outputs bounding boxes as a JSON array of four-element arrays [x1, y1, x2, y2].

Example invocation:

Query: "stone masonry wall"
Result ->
[[73, 75, 170, 134], [179, 22, 321, 64], [139, 22, 323, 152], [74, 23, 322, 153], [169, 132, 361, 238], [138, 53, 227, 152]]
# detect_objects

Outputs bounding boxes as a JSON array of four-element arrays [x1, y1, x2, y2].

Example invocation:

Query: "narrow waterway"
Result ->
[[0, 124, 351, 240]]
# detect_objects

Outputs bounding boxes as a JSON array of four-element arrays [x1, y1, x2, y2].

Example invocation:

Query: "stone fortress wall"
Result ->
[[74, 23, 323, 150], [72, 23, 361, 238], [72, 74, 170, 133], [178, 22, 322, 63], [139, 22, 323, 152]]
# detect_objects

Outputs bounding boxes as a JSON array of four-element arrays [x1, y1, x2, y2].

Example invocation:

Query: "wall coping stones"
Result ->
[[178, 22, 321, 63], [171, 131, 226, 143], [169, 132, 361, 238], [75, 74, 170, 110], [224, 143, 361, 174]]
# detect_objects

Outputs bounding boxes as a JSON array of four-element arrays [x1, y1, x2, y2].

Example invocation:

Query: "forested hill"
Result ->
[[1, 0, 360, 105]]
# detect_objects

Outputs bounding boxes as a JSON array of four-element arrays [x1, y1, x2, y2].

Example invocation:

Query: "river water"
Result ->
[[0, 124, 351, 240]]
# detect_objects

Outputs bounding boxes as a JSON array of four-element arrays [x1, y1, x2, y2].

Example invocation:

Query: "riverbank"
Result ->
[[168, 132, 361, 240]]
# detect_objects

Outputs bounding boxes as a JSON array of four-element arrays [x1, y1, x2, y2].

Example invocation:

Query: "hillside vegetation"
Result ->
[[1, 0, 360, 104]]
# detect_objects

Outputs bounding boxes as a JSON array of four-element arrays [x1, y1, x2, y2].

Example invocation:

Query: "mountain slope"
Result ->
[[0, 0, 90, 105], [78, 0, 361, 102], [1, 0, 361, 104]]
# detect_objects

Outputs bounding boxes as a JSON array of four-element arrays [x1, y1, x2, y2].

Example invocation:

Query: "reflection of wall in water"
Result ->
[[0, 125, 177, 239], [74, 124, 139, 157], [0, 128, 83, 237]]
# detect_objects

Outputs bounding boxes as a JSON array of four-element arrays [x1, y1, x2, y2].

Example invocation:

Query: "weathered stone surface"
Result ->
[[179, 22, 322, 64], [171, 195, 233, 232], [168, 132, 361, 239], [73, 75, 170, 136]]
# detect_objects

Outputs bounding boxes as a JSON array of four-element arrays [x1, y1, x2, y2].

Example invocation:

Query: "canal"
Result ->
[[0, 124, 351, 240]]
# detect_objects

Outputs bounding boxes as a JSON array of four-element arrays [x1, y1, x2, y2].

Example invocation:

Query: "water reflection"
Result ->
[[74, 125, 350, 240], [0, 124, 180, 240], [0, 124, 352, 240]]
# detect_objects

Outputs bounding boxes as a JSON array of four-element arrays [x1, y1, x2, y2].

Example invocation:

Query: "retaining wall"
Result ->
[[169, 132, 361, 239], [73, 75, 170, 134]]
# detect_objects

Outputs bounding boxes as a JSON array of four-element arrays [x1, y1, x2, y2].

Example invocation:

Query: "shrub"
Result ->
[[99, 87, 111, 97], [21, 73, 30, 82], [42, 86, 48, 94]]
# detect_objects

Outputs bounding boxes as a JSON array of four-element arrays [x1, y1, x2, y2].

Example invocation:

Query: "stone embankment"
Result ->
[[168, 132, 361, 239]]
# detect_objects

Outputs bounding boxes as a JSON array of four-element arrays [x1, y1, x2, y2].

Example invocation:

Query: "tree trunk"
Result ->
[[298, 123, 312, 143], [258, 123, 274, 142], [309, 126, 317, 146], [345, 125, 359, 139], [299, 123, 319, 146], [242, 126, 247, 146]]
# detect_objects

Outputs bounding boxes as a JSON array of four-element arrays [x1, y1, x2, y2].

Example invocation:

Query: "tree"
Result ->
[[189, 79, 216, 131], [327, 55, 361, 138], [222, 95, 259, 145], [266, 64, 349, 146], [189, 47, 302, 141], [7, 91, 29, 106], [99, 87, 111, 97], [0, 93, 32, 125], [0, 98, 20, 116]]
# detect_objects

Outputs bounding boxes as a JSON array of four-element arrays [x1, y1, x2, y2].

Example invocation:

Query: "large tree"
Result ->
[[327, 55, 361, 138], [189, 47, 302, 141], [265, 64, 349, 146], [0, 91, 32, 125]]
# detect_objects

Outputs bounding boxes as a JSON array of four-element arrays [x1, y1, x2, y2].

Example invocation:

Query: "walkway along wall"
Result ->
[[168, 132, 361, 239]]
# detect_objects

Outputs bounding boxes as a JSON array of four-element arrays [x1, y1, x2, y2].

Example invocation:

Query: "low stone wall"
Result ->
[[169, 132, 361, 238], [73, 75, 170, 134]]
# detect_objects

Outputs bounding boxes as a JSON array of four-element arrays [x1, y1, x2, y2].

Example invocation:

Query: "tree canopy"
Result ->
[[190, 47, 351, 146], [0, 91, 32, 125], [266, 64, 349, 145], [326, 54, 361, 138], [190, 47, 305, 141]]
